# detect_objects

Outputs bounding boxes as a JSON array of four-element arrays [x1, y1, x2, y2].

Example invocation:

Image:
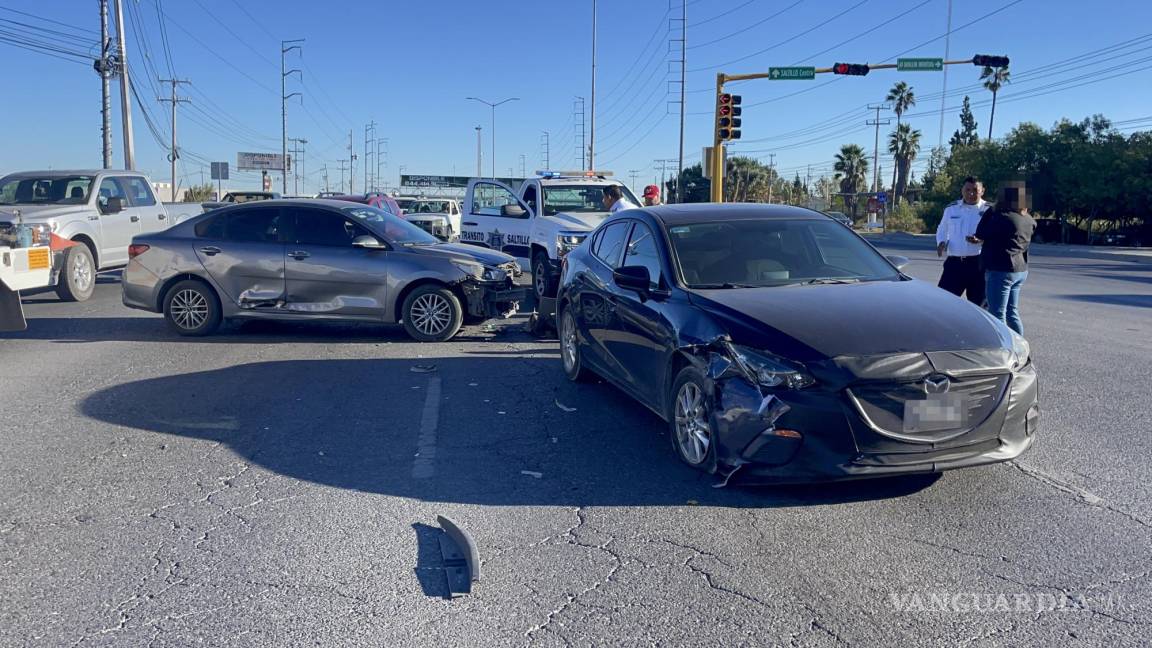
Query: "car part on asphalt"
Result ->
[[436, 515, 479, 598]]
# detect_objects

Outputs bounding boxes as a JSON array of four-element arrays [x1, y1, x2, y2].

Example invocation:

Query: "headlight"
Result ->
[[1010, 331, 1031, 370], [452, 260, 507, 282], [729, 344, 816, 390], [556, 231, 587, 256]]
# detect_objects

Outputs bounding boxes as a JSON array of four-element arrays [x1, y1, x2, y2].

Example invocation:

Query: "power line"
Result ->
[[0, 6, 98, 36], [693, 0, 762, 28], [688, 0, 806, 50]]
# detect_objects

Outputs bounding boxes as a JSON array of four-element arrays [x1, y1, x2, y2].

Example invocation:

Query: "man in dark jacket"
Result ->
[[971, 183, 1035, 336]]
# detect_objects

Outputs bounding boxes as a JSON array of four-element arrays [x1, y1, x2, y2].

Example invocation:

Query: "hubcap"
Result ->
[[561, 311, 577, 372], [535, 262, 548, 296], [411, 293, 452, 336], [72, 252, 92, 291], [674, 382, 711, 465], [170, 289, 209, 330]]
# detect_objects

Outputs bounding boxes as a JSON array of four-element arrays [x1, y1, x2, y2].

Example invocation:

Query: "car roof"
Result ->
[[643, 203, 831, 226], [5, 169, 141, 177], [213, 198, 372, 209]]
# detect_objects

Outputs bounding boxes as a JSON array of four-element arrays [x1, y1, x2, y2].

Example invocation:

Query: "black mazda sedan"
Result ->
[[556, 204, 1039, 484]]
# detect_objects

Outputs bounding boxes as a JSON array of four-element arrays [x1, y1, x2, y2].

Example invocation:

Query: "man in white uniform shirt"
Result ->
[[936, 176, 991, 305], [603, 185, 639, 212]]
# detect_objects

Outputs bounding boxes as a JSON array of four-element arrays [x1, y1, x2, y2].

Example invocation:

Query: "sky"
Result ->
[[2, 0, 1151, 197]]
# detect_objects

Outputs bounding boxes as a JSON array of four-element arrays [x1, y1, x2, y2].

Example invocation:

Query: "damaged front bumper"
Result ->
[[702, 348, 1040, 484], [460, 279, 528, 320]]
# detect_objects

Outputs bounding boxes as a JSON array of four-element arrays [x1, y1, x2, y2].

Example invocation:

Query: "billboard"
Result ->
[[401, 174, 524, 189], [237, 152, 290, 171]]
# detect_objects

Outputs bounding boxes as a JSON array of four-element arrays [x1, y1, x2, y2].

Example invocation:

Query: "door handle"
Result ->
[[199, 246, 221, 256], [158, 214, 166, 220], [88, 215, 99, 221], [463, 221, 478, 226], [289, 250, 311, 260], [130, 215, 140, 222]]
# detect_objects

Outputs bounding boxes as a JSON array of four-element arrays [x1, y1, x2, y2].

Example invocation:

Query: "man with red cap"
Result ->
[[642, 184, 662, 206]]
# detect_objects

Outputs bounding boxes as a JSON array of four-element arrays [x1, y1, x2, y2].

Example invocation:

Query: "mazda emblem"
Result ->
[[923, 374, 951, 395]]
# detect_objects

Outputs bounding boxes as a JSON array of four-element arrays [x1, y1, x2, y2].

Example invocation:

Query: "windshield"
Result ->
[[0, 175, 95, 206], [408, 200, 451, 214], [542, 184, 638, 215], [667, 218, 900, 288], [393, 198, 416, 212], [343, 205, 440, 245]]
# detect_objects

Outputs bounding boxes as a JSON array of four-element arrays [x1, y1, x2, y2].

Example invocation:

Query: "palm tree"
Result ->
[[885, 82, 916, 191], [887, 123, 922, 205], [833, 144, 869, 218], [980, 65, 1010, 139]]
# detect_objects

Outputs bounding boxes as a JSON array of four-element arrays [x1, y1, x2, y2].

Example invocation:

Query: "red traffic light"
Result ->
[[832, 62, 869, 76]]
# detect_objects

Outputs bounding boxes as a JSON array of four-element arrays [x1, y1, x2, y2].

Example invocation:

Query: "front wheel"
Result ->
[[163, 279, 222, 336], [402, 285, 463, 342], [669, 366, 717, 470], [55, 244, 96, 302], [532, 251, 557, 299]]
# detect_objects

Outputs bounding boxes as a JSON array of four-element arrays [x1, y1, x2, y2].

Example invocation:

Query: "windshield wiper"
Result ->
[[797, 278, 863, 285], [692, 282, 760, 289]]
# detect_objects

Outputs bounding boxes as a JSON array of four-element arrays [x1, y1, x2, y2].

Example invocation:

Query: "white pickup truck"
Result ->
[[461, 172, 639, 298], [1, 216, 55, 331], [0, 170, 174, 301]]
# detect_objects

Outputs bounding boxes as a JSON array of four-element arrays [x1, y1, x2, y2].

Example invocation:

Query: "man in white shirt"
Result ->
[[602, 185, 639, 212], [935, 176, 991, 305]]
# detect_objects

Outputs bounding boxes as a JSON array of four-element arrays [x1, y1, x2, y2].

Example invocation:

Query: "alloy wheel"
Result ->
[[674, 382, 711, 465], [72, 252, 93, 292], [411, 293, 452, 336], [561, 310, 578, 373], [170, 289, 209, 330]]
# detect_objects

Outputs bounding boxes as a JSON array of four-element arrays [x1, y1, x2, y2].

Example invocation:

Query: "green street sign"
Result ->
[[897, 57, 944, 72], [769, 66, 816, 80]]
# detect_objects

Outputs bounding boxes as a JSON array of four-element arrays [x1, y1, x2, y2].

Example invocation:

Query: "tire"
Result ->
[[54, 243, 96, 302], [532, 250, 557, 299], [559, 306, 593, 382], [402, 284, 463, 342], [163, 279, 222, 336], [669, 366, 717, 470]]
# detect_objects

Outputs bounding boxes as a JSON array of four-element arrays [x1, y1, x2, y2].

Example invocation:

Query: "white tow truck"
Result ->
[[0, 215, 57, 331], [460, 171, 639, 298]]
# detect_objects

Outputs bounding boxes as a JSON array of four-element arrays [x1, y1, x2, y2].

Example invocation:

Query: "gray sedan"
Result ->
[[122, 199, 525, 341]]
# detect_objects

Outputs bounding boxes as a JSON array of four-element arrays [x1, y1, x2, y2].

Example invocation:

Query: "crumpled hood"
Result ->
[[406, 242, 516, 266], [689, 279, 1010, 362], [545, 210, 611, 231], [0, 204, 91, 222]]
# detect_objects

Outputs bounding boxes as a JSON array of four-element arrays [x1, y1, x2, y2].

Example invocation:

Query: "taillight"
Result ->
[[128, 244, 150, 259]]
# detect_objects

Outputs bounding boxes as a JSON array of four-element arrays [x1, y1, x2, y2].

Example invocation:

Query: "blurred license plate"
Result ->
[[903, 394, 966, 433]]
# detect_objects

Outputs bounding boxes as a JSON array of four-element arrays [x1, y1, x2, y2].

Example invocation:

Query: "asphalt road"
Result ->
[[2, 245, 1150, 647]]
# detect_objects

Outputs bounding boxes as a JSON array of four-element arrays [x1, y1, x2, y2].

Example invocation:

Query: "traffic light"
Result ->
[[972, 54, 1010, 68], [716, 93, 742, 141], [832, 63, 870, 76]]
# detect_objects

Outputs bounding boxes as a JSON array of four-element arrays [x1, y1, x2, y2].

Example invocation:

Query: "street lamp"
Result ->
[[466, 96, 519, 180]]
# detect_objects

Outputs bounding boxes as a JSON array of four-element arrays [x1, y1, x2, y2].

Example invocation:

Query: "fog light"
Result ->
[[772, 428, 802, 439]]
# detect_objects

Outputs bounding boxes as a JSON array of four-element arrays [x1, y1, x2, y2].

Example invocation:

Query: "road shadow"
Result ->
[[0, 316, 531, 344], [79, 357, 939, 508], [1060, 294, 1152, 309]]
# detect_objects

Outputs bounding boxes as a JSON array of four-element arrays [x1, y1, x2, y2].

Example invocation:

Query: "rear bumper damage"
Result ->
[[697, 346, 1040, 485]]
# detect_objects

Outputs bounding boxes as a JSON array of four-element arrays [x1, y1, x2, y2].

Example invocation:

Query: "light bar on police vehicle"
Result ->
[[535, 170, 615, 178]]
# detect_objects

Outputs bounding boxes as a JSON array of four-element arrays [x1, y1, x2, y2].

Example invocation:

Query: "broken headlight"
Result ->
[[730, 344, 816, 390], [1010, 331, 1031, 371], [556, 231, 587, 256], [452, 260, 507, 282]]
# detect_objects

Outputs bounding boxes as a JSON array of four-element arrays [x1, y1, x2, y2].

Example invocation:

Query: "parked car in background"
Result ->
[[556, 203, 1038, 483], [402, 198, 462, 242], [201, 191, 281, 211], [0, 169, 173, 301], [122, 199, 526, 342], [326, 193, 403, 217], [824, 210, 852, 227], [393, 196, 420, 215]]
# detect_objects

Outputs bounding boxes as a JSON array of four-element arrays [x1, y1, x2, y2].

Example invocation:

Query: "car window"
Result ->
[[226, 207, 282, 243], [622, 222, 663, 289], [123, 177, 157, 206], [194, 213, 226, 239], [593, 221, 631, 269], [97, 177, 127, 208], [291, 207, 371, 247], [470, 182, 522, 218]]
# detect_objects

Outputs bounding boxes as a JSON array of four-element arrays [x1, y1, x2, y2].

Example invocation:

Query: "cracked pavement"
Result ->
[[2, 247, 1151, 646]]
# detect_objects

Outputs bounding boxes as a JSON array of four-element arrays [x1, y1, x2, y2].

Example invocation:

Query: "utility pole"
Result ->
[[157, 78, 190, 202], [653, 158, 673, 194], [574, 97, 586, 169], [766, 153, 776, 204], [348, 130, 357, 193], [589, 0, 597, 171], [322, 164, 329, 193], [676, 0, 687, 202], [97, 0, 113, 168], [337, 160, 349, 194], [475, 126, 483, 176], [540, 131, 550, 170], [939, 0, 953, 147], [289, 137, 307, 195], [466, 97, 519, 181], [281, 39, 304, 195], [628, 170, 640, 195], [364, 121, 376, 191], [112, 0, 135, 169], [866, 103, 891, 194], [519, 154, 527, 178], [376, 138, 389, 191]]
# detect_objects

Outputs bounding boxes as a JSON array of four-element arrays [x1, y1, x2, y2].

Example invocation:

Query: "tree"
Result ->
[[885, 81, 916, 189], [980, 65, 1010, 139], [183, 183, 214, 202], [724, 156, 774, 203], [666, 164, 710, 203], [949, 96, 979, 151], [792, 174, 806, 206], [833, 144, 869, 218], [888, 123, 923, 205]]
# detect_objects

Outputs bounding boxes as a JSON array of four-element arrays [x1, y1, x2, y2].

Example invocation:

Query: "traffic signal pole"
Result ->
[[710, 56, 999, 203]]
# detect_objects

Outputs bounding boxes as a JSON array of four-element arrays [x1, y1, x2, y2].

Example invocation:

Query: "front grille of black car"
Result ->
[[847, 373, 1010, 440]]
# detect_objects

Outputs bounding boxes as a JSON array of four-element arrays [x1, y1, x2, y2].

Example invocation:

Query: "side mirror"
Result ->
[[352, 235, 386, 249], [613, 265, 651, 295], [886, 255, 910, 271], [501, 204, 527, 218], [102, 196, 125, 215]]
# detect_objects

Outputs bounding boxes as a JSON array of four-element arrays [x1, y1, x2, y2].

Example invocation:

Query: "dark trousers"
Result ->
[[938, 256, 986, 305]]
